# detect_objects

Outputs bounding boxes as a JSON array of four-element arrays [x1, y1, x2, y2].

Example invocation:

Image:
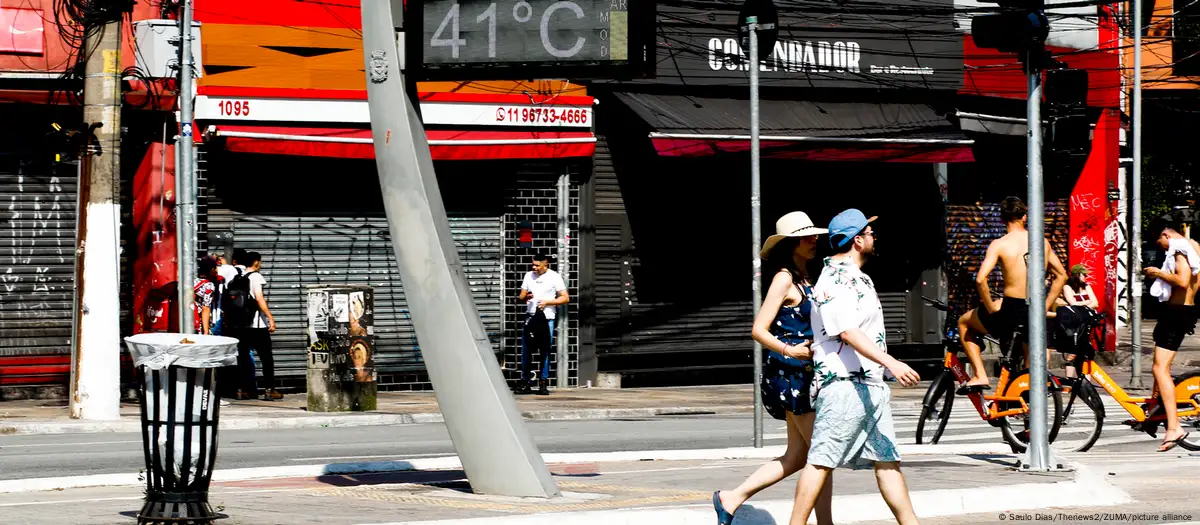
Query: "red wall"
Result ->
[[1068, 110, 1121, 351], [131, 141, 179, 334]]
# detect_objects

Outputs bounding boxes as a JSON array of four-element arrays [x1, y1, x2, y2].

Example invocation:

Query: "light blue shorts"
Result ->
[[807, 380, 901, 470]]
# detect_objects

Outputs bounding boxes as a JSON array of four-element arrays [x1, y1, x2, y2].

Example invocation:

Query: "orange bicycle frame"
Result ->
[[944, 351, 1029, 420]]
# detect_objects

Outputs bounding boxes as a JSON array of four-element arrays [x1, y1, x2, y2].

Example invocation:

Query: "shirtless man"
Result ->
[[965, 197, 1067, 391], [1142, 227, 1199, 452]]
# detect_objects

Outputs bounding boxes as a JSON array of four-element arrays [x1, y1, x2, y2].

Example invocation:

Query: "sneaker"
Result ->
[[219, 399, 231, 407], [263, 389, 284, 401]]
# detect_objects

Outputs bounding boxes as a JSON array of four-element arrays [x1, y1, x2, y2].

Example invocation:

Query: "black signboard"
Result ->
[[617, 0, 963, 90], [406, 0, 655, 80]]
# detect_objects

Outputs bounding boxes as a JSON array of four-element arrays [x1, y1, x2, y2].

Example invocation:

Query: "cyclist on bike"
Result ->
[[971, 197, 1067, 392]]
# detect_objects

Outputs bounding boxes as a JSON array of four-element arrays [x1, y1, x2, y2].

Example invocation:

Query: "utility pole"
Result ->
[[748, 18, 764, 450], [740, 0, 776, 450], [1130, 0, 1145, 389], [71, 18, 123, 420], [971, 0, 1060, 472], [177, 0, 198, 334], [1023, 48, 1051, 471]]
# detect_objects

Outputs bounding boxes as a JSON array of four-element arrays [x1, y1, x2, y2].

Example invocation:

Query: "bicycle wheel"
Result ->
[[915, 371, 955, 445], [999, 369, 1064, 453], [1173, 371, 1200, 451], [1051, 377, 1104, 453]]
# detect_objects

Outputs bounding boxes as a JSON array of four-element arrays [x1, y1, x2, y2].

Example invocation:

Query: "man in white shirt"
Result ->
[[516, 254, 569, 395], [789, 209, 921, 525], [236, 252, 280, 401]]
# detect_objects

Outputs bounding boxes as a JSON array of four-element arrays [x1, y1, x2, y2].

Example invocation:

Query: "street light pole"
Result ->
[[1023, 49, 1052, 472], [1130, 0, 1145, 389], [749, 20, 764, 450], [177, 0, 197, 334]]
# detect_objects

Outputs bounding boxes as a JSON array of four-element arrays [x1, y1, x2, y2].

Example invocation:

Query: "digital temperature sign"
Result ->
[[405, 0, 653, 80]]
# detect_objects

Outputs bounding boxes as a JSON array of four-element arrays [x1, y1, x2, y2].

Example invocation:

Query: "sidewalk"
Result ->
[[0, 448, 1144, 525], [0, 386, 762, 435], [2, 319, 1196, 436], [1112, 319, 1200, 366]]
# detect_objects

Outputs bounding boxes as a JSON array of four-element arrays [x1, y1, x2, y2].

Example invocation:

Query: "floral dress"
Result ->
[[760, 281, 816, 419], [194, 278, 216, 333]]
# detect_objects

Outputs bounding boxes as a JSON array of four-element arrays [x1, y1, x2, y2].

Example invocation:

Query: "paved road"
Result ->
[[0, 398, 1175, 481]]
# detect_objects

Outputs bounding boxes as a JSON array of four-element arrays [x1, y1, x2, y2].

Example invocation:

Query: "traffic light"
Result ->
[[972, 0, 1049, 68], [1045, 68, 1092, 156], [972, 10, 1049, 54]]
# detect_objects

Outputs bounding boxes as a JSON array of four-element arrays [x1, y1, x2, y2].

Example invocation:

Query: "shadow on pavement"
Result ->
[[315, 469, 467, 488]]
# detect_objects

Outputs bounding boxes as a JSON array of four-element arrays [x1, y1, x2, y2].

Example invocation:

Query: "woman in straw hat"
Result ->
[[713, 211, 833, 525]]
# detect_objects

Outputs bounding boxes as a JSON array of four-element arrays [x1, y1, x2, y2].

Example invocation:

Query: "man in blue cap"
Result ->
[[788, 209, 922, 525]]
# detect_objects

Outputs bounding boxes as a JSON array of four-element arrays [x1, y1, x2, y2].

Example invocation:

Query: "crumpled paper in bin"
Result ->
[[124, 333, 239, 370]]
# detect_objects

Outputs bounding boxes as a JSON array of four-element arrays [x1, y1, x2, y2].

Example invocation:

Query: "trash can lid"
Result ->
[[124, 333, 240, 370]]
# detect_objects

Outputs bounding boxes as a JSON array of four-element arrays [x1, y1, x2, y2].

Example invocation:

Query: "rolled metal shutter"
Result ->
[[879, 292, 909, 345], [591, 136, 751, 378], [206, 209, 502, 379], [0, 167, 77, 357]]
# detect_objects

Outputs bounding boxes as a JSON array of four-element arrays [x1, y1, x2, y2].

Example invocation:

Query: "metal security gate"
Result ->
[[206, 209, 503, 385], [0, 165, 78, 386], [591, 137, 752, 384]]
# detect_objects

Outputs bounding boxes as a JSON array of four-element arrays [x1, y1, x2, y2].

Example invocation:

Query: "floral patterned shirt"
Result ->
[[809, 256, 891, 399]]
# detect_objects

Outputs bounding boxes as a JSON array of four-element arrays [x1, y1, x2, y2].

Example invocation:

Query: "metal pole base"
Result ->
[[138, 492, 226, 524], [1016, 450, 1074, 473]]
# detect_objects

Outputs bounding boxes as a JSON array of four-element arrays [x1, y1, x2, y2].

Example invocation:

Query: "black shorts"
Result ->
[[1153, 304, 1198, 351], [980, 297, 1029, 355]]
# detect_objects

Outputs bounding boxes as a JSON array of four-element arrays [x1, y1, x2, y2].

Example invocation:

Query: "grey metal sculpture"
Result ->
[[360, 1, 560, 498]]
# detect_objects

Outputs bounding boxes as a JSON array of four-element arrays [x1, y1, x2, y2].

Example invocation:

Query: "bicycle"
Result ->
[[1049, 307, 1200, 452], [915, 296, 1064, 453]]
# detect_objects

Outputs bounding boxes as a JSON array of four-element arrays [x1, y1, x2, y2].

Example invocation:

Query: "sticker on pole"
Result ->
[[181, 123, 194, 137]]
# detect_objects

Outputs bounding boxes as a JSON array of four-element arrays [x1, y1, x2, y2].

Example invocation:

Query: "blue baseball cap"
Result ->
[[828, 209, 877, 249]]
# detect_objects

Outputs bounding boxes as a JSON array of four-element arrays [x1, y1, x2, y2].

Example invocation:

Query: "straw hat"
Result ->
[[760, 211, 828, 259]]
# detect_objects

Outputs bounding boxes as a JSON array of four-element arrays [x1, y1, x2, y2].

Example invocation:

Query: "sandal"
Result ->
[[956, 383, 990, 396], [1158, 432, 1190, 452], [712, 491, 735, 525]]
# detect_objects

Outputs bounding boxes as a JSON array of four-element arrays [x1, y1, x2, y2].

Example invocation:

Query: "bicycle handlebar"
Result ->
[[921, 296, 950, 313]]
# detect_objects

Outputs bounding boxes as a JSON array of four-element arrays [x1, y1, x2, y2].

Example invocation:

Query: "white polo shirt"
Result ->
[[521, 269, 567, 320]]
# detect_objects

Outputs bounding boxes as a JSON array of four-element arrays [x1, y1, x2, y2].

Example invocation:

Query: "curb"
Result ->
[[359, 464, 1130, 525], [0, 444, 1015, 494], [0, 406, 753, 436]]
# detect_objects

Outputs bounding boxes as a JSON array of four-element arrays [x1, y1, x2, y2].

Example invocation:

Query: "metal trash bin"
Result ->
[[124, 333, 239, 524]]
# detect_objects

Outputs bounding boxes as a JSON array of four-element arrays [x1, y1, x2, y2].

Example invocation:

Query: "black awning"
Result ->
[[612, 93, 974, 162], [615, 93, 967, 142]]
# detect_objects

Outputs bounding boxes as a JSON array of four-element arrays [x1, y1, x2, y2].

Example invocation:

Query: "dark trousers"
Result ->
[[520, 315, 554, 382], [236, 328, 274, 394]]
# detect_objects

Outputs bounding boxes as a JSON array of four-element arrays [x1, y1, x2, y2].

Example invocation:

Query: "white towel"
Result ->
[[1150, 238, 1200, 302]]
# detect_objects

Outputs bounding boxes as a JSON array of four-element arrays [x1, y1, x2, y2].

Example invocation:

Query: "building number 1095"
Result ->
[[423, 0, 621, 64]]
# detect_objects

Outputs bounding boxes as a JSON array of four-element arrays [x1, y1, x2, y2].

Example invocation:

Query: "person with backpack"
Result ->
[[223, 251, 281, 400]]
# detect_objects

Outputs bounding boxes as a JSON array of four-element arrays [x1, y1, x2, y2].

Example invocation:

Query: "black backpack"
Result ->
[[1052, 305, 1099, 358], [221, 269, 259, 330]]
